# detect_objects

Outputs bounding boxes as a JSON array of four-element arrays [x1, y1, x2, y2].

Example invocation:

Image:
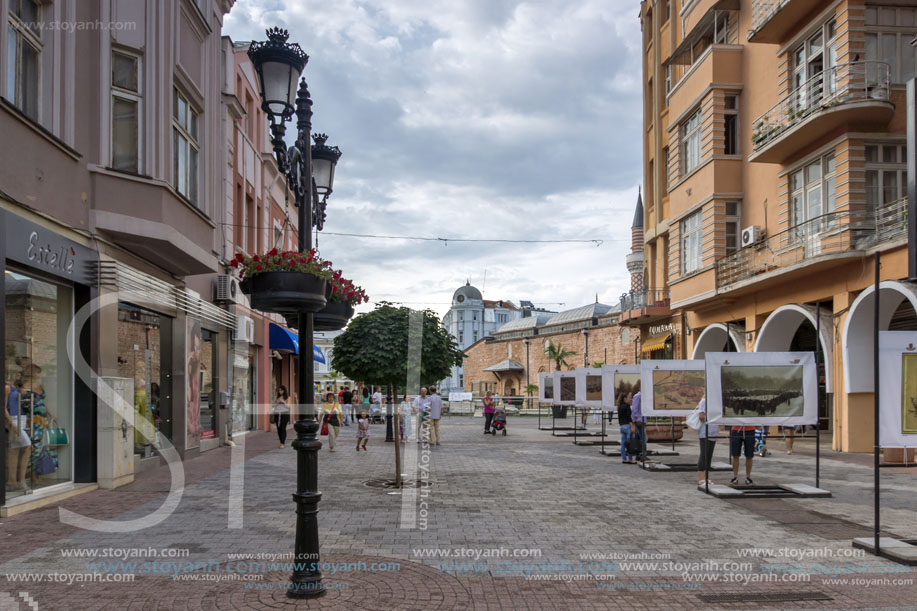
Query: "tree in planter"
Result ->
[[331, 303, 464, 487]]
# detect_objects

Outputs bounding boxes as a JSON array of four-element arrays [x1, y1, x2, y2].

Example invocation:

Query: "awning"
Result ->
[[269, 323, 299, 354], [641, 333, 672, 354], [269, 323, 328, 362], [483, 359, 525, 372]]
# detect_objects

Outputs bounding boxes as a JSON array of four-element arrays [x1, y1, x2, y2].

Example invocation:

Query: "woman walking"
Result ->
[[356, 410, 370, 451], [273, 385, 292, 448], [696, 397, 720, 487], [321, 392, 343, 452], [482, 391, 495, 434], [618, 392, 635, 464], [398, 393, 411, 442]]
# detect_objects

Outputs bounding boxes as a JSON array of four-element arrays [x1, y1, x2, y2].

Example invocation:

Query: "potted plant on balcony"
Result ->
[[232, 248, 332, 313]]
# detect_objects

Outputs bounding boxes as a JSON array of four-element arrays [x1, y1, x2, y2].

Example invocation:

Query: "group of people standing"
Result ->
[[269, 384, 446, 451], [616, 384, 645, 464]]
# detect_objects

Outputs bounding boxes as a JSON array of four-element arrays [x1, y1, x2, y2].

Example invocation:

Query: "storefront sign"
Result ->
[[649, 323, 676, 335], [1, 209, 95, 285]]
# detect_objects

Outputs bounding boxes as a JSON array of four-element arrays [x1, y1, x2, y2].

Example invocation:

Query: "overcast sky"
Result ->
[[224, 0, 643, 319]]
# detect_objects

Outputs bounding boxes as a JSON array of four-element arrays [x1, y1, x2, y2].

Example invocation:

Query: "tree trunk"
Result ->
[[392, 382, 402, 488]]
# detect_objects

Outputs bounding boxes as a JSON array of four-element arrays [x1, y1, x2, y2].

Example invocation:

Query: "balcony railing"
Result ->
[[715, 197, 907, 289], [751, 61, 891, 151], [619, 288, 671, 313]]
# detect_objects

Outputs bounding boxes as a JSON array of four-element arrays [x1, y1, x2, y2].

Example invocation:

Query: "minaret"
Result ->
[[626, 187, 644, 292]]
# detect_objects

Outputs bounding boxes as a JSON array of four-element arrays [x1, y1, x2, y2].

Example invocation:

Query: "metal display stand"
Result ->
[[571, 408, 614, 445], [852, 252, 917, 565], [538, 403, 585, 432], [598, 416, 676, 457], [556, 407, 606, 439]]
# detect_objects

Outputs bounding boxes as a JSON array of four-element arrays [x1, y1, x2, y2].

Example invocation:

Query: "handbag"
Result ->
[[686, 408, 702, 431], [320, 417, 329, 436], [35, 449, 58, 475], [42, 424, 69, 447], [626, 435, 643, 455]]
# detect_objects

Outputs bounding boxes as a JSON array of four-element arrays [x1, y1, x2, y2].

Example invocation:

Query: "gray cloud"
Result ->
[[225, 0, 643, 318]]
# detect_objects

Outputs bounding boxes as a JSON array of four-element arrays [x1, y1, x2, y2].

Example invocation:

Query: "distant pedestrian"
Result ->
[[428, 387, 444, 445], [399, 394, 411, 442], [696, 397, 720, 487], [413, 387, 430, 443], [482, 391, 495, 434], [630, 381, 645, 459], [618, 392, 636, 463], [321, 392, 342, 452], [782, 425, 796, 454], [351, 390, 362, 427], [730, 425, 756, 485], [273, 385, 292, 448], [372, 387, 383, 413], [355, 411, 369, 451], [341, 386, 353, 425]]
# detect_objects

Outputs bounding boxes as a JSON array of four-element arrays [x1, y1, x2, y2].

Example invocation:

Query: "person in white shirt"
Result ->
[[696, 397, 720, 487], [398, 393, 412, 442], [427, 387, 444, 446], [412, 387, 430, 443]]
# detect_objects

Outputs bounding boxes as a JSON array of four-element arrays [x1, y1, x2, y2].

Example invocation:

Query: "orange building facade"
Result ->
[[638, 0, 915, 452]]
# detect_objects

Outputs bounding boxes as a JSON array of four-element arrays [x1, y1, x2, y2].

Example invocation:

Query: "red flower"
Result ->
[[267, 248, 278, 257], [255, 264, 263, 271], [229, 260, 239, 268], [252, 255, 260, 262]]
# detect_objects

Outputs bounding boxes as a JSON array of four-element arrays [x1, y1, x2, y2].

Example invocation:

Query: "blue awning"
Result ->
[[270, 323, 299, 354], [269, 323, 327, 363]]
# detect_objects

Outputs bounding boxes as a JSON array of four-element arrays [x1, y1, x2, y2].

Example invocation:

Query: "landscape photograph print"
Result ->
[[560, 375, 576, 402], [903, 353, 917, 434], [721, 365, 805, 418], [586, 373, 603, 402], [651, 369, 705, 412], [614, 373, 641, 408], [543, 375, 554, 401]]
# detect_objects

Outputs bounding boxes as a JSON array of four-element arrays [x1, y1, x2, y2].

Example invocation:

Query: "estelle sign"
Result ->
[[27, 230, 76, 275]]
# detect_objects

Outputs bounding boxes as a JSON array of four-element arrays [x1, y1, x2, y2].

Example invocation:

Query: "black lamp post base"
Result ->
[[287, 573, 326, 599], [385, 415, 395, 442]]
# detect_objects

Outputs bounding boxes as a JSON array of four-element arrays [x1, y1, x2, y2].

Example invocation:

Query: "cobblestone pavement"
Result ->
[[2, 415, 916, 610]]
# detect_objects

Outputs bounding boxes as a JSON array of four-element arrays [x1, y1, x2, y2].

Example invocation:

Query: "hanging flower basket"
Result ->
[[314, 301, 355, 331], [239, 271, 328, 313], [232, 249, 331, 314]]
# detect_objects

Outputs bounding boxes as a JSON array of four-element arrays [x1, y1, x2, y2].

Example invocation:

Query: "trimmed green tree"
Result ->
[[332, 303, 464, 486]]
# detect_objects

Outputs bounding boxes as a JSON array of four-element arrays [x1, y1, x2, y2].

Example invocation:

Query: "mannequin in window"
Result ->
[[5, 362, 31, 491]]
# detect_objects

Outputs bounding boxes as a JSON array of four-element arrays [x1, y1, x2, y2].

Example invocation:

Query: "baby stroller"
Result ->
[[491, 411, 507, 436], [754, 427, 771, 457]]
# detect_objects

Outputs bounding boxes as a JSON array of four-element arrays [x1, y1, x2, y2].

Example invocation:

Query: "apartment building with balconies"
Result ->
[[0, 0, 236, 514], [640, 0, 915, 453]]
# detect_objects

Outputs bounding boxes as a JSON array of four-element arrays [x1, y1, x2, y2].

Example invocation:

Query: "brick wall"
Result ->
[[463, 324, 638, 396]]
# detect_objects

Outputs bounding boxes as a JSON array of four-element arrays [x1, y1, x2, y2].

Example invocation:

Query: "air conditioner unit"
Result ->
[[235, 315, 255, 343], [741, 225, 763, 248], [214, 274, 239, 303]]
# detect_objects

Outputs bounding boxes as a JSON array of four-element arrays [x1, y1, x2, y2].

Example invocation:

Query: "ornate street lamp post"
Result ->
[[248, 28, 342, 599]]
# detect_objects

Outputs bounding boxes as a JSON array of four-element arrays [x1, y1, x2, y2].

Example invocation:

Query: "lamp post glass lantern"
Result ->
[[248, 27, 341, 599]]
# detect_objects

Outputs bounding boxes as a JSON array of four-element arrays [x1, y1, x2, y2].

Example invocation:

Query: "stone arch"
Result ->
[[843, 280, 917, 393], [691, 323, 745, 359], [755, 304, 833, 392]]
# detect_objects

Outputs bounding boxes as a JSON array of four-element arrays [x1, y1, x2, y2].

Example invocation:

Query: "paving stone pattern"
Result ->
[[1, 416, 916, 610]]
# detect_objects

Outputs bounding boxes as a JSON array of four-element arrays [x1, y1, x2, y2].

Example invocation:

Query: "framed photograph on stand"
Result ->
[[574, 368, 604, 408], [705, 352, 817, 426], [538, 371, 555, 403], [556, 371, 577, 406], [601, 365, 640, 412], [640, 360, 706, 416], [878, 332, 917, 447]]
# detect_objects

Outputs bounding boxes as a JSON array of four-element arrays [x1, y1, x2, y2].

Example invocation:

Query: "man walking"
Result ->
[[341, 386, 353, 425], [413, 387, 430, 443], [729, 425, 756, 485], [428, 387, 444, 446]]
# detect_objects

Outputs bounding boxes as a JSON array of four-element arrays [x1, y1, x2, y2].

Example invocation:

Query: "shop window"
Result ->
[[118, 302, 169, 454], [4, 270, 73, 499], [199, 329, 216, 440], [231, 344, 255, 435]]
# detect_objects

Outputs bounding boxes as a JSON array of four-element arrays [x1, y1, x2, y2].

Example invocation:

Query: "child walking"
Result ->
[[356, 411, 369, 451]]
